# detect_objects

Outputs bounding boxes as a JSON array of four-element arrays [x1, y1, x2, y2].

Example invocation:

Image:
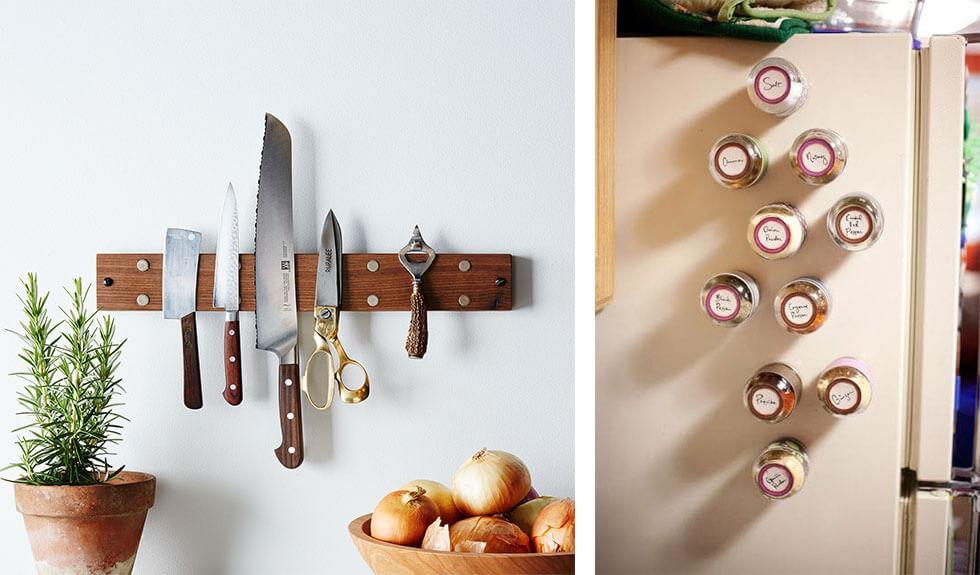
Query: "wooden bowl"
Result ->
[[348, 514, 574, 575]]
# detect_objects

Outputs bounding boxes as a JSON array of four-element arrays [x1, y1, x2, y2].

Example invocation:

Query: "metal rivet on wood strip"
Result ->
[[495, 277, 506, 287], [366, 260, 379, 272], [458, 294, 471, 307], [367, 295, 379, 307], [136, 294, 150, 306], [136, 259, 150, 272], [102, 277, 114, 287], [458, 259, 471, 272]]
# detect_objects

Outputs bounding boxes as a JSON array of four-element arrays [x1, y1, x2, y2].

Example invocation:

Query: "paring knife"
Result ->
[[164, 228, 203, 409], [213, 183, 242, 405], [255, 113, 304, 469]]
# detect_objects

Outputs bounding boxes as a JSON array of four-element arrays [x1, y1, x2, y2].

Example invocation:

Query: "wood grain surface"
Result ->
[[223, 319, 242, 405], [595, 0, 616, 312], [96, 253, 512, 312], [179, 312, 202, 409], [274, 363, 303, 469], [348, 515, 574, 575]]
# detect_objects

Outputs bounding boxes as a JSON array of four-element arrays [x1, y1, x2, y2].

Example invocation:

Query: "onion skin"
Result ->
[[450, 516, 531, 553], [514, 486, 540, 508], [421, 518, 451, 551], [452, 448, 532, 516], [400, 480, 462, 524], [531, 498, 575, 553], [509, 496, 557, 537], [371, 487, 440, 547]]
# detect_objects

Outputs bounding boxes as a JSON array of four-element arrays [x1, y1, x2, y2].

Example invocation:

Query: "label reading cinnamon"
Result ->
[[715, 143, 750, 179]]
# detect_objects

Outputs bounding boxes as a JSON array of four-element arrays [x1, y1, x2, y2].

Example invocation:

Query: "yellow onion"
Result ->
[[450, 516, 530, 553], [421, 518, 451, 551], [452, 448, 532, 516], [509, 496, 556, 537], [531, 498, 574, 553], [370, 486, 440, 547], [400, 479, 462, 524]]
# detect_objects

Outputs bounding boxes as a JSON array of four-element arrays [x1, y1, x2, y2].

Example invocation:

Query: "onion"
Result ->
[[400, 480, 462, 524], [509, 496, 557, 537], [421, 518, 451, 551], [515, 486, 540, 508], [450, 516, 530, 553], [531, 498, 574, 553], [452, 448, 532, 516], [370, 486, 440, 547]]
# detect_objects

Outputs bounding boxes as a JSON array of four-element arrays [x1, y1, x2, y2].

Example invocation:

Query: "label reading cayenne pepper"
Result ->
[[782, 294, 815, 327]]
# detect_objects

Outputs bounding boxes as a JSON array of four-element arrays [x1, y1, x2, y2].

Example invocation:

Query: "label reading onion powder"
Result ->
[[706, 285, 740, 321], [797, 139, 835, 177], [836, 207, 872, 244], [754, 66, 791, 104], [750, 386, 781, 417], [758, 463, 793, 497], [782, 294, 815, 327], [754, 217, 791, 254]]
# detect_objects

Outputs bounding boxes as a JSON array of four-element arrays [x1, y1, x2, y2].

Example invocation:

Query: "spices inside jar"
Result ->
[[817, 357, 872, 416], [743, 363, 801, 423], [708, 133, 767, 189], [747, 203, 807, 260], [774, 277, 831, 334], [753, 439, 809, 500], [827, 194, 884, 251], [700, 271, 760, 328]]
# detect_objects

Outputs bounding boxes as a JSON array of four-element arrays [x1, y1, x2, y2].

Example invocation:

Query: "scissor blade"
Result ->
[[315, 210, 341, 307]]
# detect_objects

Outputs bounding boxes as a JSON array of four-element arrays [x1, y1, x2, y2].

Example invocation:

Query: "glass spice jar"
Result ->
[[774, 277, 831, 334], [746, 57, 807, 117], [700, 272, 760, 328], [790, 128, 848, 185], [753, 438, 809, 500], [743, 363, 801, 423], [817, 357, 872, 417], [827, 194, 884, 251], [747, 202, 807, 260], [708, 133, 768, 189]]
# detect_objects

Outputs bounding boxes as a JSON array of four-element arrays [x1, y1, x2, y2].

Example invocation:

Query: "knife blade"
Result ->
[[315, 210, 341, 308], [214, 183, 242, 405], [255, 113, 303, 469], [164, 228, 203, 409]]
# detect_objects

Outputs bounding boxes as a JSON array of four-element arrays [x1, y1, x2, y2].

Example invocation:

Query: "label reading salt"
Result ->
[[754, 217, 790, 254], [782, 294, 815, 326], [706, 286, 740, 321], [837, 208, 872, 243], [715, 144, 750, 179], [754, 66, 791, 104], [759, 463, 792, 496], [751, 386, 781, 417], [798, 139, 834, 177], [828, 379, 860, 413]]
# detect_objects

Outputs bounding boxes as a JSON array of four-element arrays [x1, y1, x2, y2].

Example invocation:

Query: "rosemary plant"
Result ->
[[5, 274, 127, 485]]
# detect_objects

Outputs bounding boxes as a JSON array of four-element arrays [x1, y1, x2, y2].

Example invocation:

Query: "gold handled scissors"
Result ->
[[301, 211, 369, 410]]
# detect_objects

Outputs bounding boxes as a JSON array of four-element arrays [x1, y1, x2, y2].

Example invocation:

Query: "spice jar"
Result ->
[[747, 203, 807, 260], [743, 363, 801, 423], [790, 128, 848, 184], [774, 277, 831, 334], [817, 357, 872, 417], [746, 57, 807, 117], [753, 439, 809, 500], [700, 272, 760, 327], [827, 194, 884, 251], [708, 133, 768, 189]]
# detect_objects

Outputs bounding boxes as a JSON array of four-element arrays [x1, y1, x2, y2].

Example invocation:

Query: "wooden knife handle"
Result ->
[[180, 312, 203, 409], [274, 363, 304, 468], [222, 320, 243, 405]]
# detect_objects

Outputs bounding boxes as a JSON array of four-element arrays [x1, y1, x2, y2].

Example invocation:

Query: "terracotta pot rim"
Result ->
[[15, 470, 156, 518]]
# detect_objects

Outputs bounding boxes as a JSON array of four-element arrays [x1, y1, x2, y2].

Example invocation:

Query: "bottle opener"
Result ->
[[398, 226, 436, 358]]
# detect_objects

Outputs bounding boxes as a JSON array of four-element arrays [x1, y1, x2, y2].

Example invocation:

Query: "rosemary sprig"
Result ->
[[4, 275, 126, 485]]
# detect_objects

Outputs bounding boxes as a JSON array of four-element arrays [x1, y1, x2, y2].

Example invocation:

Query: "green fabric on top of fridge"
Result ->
[[619, 0, 813, 42]]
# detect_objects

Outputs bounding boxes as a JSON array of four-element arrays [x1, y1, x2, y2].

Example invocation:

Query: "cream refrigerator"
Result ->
[[597, 33, 970, 574]]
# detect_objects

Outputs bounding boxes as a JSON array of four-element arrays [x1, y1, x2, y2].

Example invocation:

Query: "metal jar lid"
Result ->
[[708, 133, 767, 189], [817, 357, 873, 417], [700, 271, 760, 327], [744, 363, 801, 423], [747, 202, 807, 260], [790, 128, 848, 185], [827, 193, 884, 251], [774, 277, 831, 334], [746, 57, 807, 117], [753, 438, 809, 500]]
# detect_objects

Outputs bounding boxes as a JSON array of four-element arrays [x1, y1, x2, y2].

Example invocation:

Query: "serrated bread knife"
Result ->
[[255, 113, 303, 469], [213, 183, 243, 405], [164, 228, 203, 409]]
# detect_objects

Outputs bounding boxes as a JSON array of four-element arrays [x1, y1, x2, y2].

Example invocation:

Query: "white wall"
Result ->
[[0, 3, 573, 573]]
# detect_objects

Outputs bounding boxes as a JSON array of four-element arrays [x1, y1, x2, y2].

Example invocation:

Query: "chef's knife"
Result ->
[[255, 113, 303, 469], [214, 183, 242, 405], [164, 228, 203, 409]]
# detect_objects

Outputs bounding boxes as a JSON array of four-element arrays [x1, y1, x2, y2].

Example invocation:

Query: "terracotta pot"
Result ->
[[14, 471, 156, 575]]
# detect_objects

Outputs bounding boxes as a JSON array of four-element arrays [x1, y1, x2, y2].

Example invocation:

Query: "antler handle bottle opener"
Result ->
[[398, 226, 436, 359]]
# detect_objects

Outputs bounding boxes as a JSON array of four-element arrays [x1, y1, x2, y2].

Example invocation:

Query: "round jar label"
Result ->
[[797, 138, 835, 178], [836, 207, 872, 244], [827, 379, 861, 413], [706, 285, 741, 321], [750, 385, 782, 417], [758, 463, 793, 497], [754, 66, 791, 104], [781, 293, 815, 327], [753, 216, 791, 254], [715, 143, 750, 179]]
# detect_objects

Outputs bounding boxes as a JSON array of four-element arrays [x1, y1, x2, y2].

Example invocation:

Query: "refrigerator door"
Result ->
[[599, 34, 918, 573], [911, 489, 953, 575]]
